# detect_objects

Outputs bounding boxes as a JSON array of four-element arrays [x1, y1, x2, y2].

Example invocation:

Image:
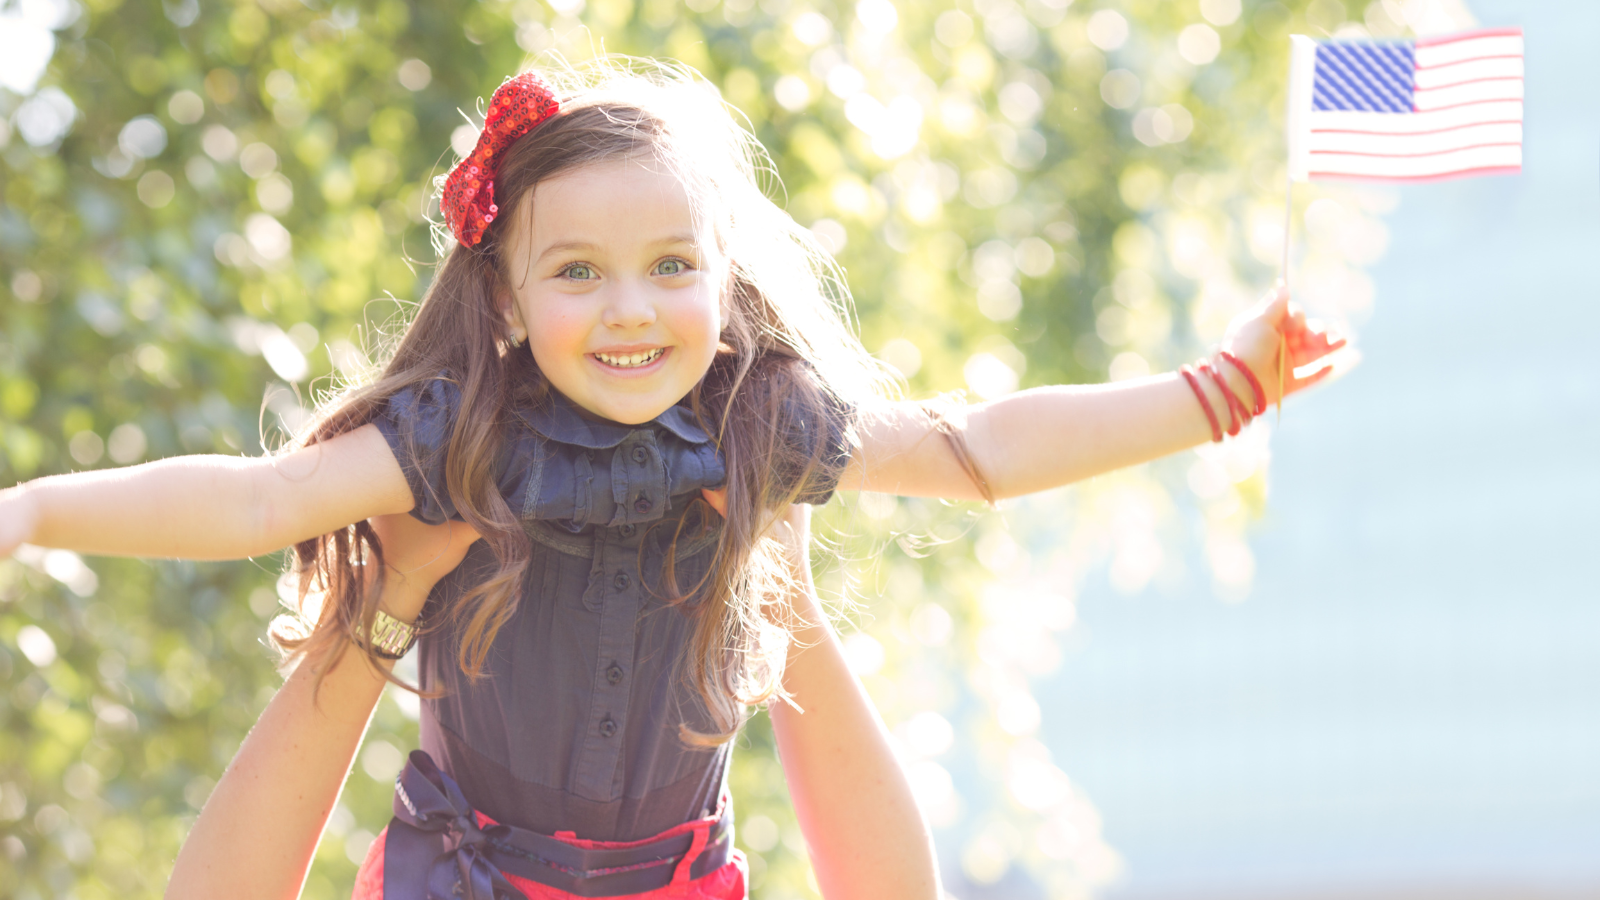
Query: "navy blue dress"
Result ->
[[375, 377, 847, 842]]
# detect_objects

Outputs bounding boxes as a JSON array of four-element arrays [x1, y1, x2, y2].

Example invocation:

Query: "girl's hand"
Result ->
[[1223, 283, 1348, 403], [0, 487, 38, 560]]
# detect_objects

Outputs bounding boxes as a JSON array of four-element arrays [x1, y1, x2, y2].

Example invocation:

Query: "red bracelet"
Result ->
[[1180, 365, 1223, 443], [1200, 361, 1247, 437], [1219, 351, 1267, 417]]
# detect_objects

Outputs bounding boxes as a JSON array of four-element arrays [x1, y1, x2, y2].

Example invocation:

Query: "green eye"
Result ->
[[563, 264, 594, 280], [655, 258, 688, 276]]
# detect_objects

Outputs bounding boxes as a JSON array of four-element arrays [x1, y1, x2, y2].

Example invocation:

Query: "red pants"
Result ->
[[351, 811, 748, 900]]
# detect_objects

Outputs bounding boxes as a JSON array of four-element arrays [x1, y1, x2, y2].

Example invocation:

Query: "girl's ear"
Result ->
[[497, 287, 529, 346]]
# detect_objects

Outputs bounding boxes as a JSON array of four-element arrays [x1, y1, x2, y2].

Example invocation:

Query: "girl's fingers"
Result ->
[[1287, 363, 1336, 393], [1287, 321, 1346, 363], [1282, 313, 1313, 346], [1308, 333, 1347, 359], [1289, 336, 1336, 364]]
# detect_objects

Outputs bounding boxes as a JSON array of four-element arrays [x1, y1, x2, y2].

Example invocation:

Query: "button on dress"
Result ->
[[374, 377, 848, 842]]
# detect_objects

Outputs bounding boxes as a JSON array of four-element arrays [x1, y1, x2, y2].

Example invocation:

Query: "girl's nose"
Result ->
[[600, 281, 657, 329]]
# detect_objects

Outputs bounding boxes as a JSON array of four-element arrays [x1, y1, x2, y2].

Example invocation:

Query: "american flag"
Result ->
[[1286, 28, 1524, 182]]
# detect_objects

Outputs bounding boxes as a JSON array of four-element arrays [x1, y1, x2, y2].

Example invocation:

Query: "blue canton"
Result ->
[[1313, 41, 1416, 113]]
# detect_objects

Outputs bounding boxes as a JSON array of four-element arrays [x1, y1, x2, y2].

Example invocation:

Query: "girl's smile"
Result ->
[[592, 346, 668, 370], [499, 158, 723, 425]]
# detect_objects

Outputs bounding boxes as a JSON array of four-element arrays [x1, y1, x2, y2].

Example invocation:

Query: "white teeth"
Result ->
[[595, 348, 664, 368]]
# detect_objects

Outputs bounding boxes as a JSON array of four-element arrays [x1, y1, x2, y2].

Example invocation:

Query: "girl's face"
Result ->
[[499, 159, 724, 425]]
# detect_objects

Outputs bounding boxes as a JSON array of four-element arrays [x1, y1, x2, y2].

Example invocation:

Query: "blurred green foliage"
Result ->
[[0, 0, 1397, 896]]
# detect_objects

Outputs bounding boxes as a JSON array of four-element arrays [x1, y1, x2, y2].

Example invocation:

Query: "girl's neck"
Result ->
[[553, 387, 687, 426]]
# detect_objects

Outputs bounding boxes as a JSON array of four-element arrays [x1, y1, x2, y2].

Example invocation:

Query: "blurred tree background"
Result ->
[[0, 0, 1402, 896]]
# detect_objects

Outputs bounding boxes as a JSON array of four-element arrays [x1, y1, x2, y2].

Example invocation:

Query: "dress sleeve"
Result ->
[[788, 389, 858, 506], [372, 377, 463, 525]]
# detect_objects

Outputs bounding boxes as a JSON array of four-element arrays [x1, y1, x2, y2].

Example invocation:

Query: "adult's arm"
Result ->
[[766, 505, 940, 900], [165, 515, 479, 900], [1, 423, 413, 561]]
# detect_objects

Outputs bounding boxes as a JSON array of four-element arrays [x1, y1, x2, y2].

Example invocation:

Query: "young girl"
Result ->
[[0, 63, 1341, 898]]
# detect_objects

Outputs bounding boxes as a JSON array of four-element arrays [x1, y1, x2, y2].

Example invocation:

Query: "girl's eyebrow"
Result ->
[[534, 235, 701, 262], [535, 240, 599, 262]]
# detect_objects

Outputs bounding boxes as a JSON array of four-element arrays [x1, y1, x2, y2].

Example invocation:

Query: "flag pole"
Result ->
[[1278, 173, 1290, 421], [1280, 35, 1316, 420]]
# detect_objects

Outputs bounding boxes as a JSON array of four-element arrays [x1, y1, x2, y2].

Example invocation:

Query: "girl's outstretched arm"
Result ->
[[0, 423, 413, 561], [165, 514, 479, 900], [843, 286, 1345, 500], [765, 504, 940, 900]]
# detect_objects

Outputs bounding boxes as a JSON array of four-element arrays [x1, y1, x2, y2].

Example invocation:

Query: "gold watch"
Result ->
[[365, 609, 418, 660]]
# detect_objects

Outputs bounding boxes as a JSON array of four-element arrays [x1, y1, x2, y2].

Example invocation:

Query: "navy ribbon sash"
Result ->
[[384, 750, 527, 900], [381, 751, 735, 899]]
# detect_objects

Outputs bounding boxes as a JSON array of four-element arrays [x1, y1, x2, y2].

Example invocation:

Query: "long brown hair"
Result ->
[[275, 62, 887, 743]]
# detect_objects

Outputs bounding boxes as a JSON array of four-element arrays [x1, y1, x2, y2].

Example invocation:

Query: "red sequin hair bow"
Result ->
[[441, 73, 561, 248]]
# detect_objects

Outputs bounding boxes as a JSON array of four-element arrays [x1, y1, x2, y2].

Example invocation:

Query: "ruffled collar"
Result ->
[[514, 391, 714, 450]]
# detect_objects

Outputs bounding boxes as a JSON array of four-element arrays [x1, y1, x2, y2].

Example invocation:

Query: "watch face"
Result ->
[[370, 610, 416, 658]]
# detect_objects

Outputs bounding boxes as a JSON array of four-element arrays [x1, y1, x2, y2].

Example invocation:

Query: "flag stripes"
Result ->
[[1310, 100, 1523, 135], [1306, 145, 1522, 181], [1412, 56, 1523, 89], [1412, 78, 1524, 111], [1310, 122, 1521, 156]]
